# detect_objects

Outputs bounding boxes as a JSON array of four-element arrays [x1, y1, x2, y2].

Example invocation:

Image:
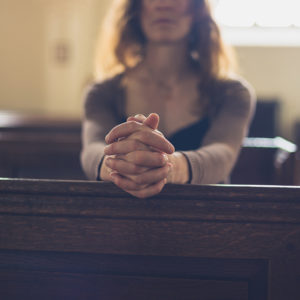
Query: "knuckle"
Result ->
[[128, 121, 139, 131]]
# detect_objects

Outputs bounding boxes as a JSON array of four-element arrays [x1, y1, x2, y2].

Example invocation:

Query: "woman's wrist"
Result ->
[[99, 155, 113, 181], [167, 152, 190, 184]]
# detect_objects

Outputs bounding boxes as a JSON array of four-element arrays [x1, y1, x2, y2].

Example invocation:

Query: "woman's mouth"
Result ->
[[153, 18, 175, 25]]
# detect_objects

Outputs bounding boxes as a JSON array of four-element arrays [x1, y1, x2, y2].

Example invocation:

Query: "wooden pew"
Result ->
[[0, 178, 299, 300], [0, 111, 85, 180], [231, 137, 298, 185]]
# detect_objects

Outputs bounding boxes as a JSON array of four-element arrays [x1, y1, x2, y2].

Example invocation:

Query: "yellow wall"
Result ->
[[236, 46, 300, 139], [0, 0, 45, 112], [0, 0, 299, 140], [42, 0, 110, 117], [0, 0, 110, 116]]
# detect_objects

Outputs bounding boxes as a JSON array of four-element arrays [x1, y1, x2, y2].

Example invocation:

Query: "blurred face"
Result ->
[[140, 0, 194, 44]]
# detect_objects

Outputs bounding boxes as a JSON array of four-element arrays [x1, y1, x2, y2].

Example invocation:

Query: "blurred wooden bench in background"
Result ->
[[293, 121, 300, 185], [231, 137, 298, 185], [0, 111, 85, 180], [0, 111, 298, 184], [0, 179, 299, 300]]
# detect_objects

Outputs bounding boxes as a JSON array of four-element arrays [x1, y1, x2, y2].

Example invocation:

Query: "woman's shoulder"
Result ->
[[212, 74, 257, 118], [85, 73, 124, 100], [83, 74, 122, 115], [215, 74, 255, 101], [83, 73, 124, 111]]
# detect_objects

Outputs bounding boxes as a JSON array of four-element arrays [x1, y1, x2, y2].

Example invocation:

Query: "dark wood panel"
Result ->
[[0, 180, 299, 223], [0, 215, 299, 259], [0, 250, 266, 280], [0, 179, 299, 299], [1, 270, 249, 300], [0, 250, 266, 300], [231, 137, 297, 185]]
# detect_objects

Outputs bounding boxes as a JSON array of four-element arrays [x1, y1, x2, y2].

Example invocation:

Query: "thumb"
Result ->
[[144, 113, 159, 130]]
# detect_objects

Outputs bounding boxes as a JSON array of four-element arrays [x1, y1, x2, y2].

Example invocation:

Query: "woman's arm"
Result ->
[[105, 79, 256, 187], [81, 83, 175, 196], [181, 79, 256, 184], [81, 82, 120, 181]]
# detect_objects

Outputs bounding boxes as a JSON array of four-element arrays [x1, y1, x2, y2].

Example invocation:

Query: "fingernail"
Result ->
[[164, 178, 167, 184]]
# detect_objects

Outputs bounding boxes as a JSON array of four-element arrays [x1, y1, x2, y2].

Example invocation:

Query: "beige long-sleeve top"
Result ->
[[81, 74, 256, 184]]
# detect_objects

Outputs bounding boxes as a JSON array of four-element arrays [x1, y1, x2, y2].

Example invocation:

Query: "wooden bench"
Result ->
[[231, 137, 298, 185], [0, 178, 299, 299], [0, 111, 84, 180]]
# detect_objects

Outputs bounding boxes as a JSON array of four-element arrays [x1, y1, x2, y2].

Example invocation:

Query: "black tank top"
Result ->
[[168, 117, 211, 151]]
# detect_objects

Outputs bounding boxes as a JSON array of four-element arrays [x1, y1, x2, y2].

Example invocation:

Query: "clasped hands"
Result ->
[[102, 113, 176, 198]]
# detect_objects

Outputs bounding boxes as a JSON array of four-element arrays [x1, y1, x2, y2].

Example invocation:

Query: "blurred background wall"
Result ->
[[0, 0, 299, 140]]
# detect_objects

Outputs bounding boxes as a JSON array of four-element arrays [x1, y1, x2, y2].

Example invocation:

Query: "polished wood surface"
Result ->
[[0, 179, 299, 299]]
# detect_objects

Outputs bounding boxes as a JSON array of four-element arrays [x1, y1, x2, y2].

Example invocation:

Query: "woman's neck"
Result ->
[[142, 42, 192, 84]]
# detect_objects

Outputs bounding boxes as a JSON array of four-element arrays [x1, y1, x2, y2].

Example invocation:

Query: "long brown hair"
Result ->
[[95, 0, 236, 83]]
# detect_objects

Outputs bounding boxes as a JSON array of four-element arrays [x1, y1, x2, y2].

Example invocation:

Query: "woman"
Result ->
[[81, 0, 256, 198]]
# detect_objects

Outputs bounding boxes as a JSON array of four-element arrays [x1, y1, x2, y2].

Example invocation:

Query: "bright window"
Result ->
[[213, 0, 300, 46]]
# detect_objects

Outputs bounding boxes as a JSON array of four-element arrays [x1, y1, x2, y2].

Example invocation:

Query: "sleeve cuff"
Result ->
[[96, 155, 105, 181], [180, 151, 205, 185]]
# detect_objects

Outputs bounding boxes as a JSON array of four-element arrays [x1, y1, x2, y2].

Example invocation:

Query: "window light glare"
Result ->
[[291, 2, 300, 27], [214, 0, 255, 27], [214, 0, 300, 28], [255, 0, 294, 27]]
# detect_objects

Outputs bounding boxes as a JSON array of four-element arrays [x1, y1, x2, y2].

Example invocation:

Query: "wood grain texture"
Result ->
[[0, 179, 299, 299]]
